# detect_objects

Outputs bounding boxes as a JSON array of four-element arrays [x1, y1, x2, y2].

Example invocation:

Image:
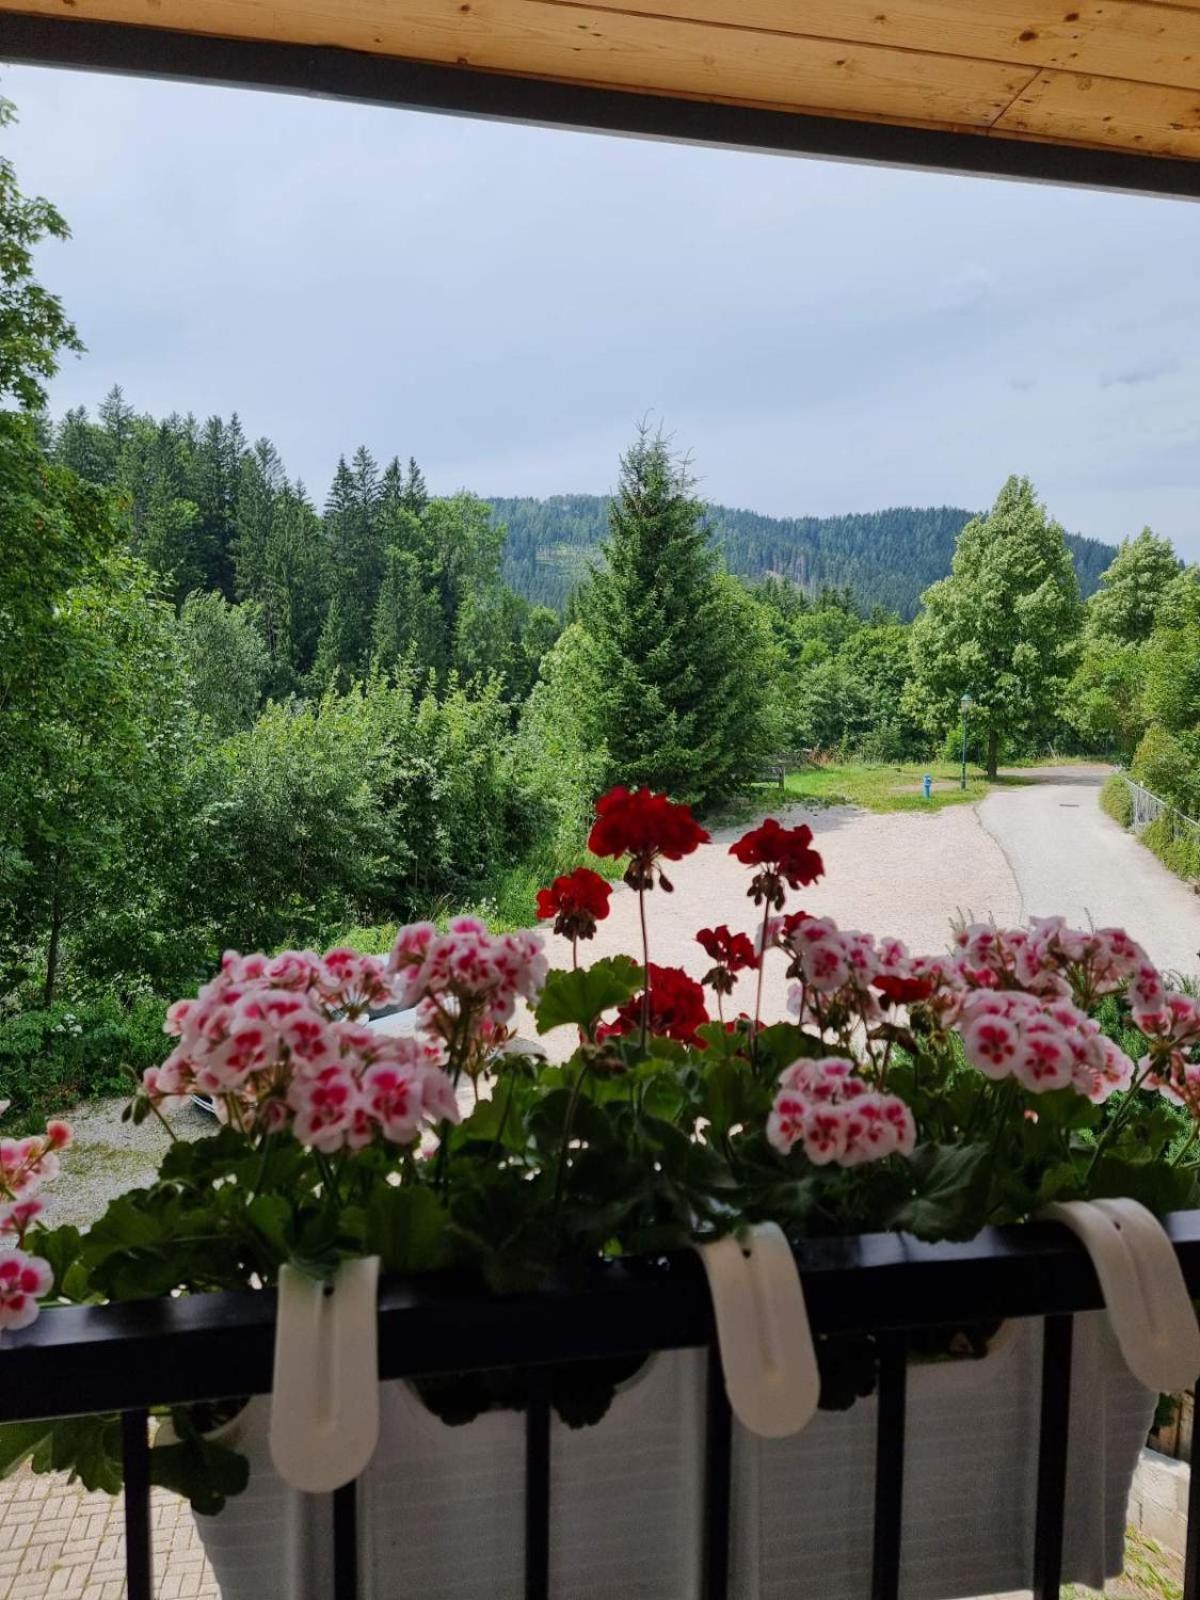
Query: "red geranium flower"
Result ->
[[696, 926, 758, 995], [873, 974, 936, 1007], [729, 818, 824, 908], [588, 786, 710, 891], [600, 963, 710, 1045], [535, 867, 612, 942]]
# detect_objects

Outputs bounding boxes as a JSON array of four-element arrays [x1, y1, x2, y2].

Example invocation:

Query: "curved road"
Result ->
[[979, 765, 1200, 980]]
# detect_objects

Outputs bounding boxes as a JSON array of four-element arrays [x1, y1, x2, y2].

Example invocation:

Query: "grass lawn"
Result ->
[[763, 761, 1032, 815]]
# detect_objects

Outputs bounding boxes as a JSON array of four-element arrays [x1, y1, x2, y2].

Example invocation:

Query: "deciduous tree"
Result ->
[[906, 476, 1082, 777]]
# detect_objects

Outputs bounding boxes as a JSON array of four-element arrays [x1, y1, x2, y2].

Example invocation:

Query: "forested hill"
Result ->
[[494, 495, 1117, 618]]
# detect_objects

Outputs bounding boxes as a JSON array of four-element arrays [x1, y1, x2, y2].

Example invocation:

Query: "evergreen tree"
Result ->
[[402, 455, 428, 512], [322, 447, 385, 677], [906, 476, 1082, 776], [97, 384, 136, 463], [372, 546, 445, 679], [260, 481, 329, 689], [54, 405, 110, 483], [576, 428, 772, 806], [194, 413, 247, 597], [233, 439, 284, 606]]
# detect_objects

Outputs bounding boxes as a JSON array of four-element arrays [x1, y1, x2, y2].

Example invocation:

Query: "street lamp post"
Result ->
[[960, 694, 974, 791]]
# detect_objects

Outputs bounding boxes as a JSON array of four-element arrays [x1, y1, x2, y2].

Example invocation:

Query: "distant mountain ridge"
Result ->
[[492, 495, 1117, 619]]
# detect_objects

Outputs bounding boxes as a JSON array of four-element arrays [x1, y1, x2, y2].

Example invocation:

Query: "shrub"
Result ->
[[1132, 724, 1200, 816], [0, 995, 167, 1127], [1100, 774, 1133, 829], [1142, 815, 1200, 884]]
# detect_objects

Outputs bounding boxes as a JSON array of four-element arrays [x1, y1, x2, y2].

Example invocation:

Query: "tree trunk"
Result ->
[[43, 868, 64, 1010], [986, 727, 999, 781]]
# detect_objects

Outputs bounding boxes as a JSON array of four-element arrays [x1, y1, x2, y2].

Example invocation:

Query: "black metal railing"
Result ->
[[5, 1213, 1200, 1600]]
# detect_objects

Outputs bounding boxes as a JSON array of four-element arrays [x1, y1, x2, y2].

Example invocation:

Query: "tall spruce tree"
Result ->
[[576, 428, 772, 807], [907, 476, 1082, 776], [322, 447, 385, 677]]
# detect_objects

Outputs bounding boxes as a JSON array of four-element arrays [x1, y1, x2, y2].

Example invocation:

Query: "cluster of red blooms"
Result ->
[[535, 867, 613, 942], [696, 925, 758, 995], [537, 791, 834, 1041], [728, 818, 825, 909], [598, 963, 710, 1045], [587, 786, 710, 891]]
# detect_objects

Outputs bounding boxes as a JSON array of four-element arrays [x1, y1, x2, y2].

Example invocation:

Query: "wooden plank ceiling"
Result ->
[[2, 0, 1200, 162]]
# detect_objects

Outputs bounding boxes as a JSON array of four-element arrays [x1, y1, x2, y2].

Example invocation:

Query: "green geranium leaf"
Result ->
[[29, 1224, 84, 1298], [0, 1421, 54, 1478], [889, 1142, 992, 1241], [247, 1194, 293, 1258], [33, 1415, 123, 1494], [702, 1062, 762, 1138], [152, 1413, 250, 1516], [754, 1024, 843, 1078], [535, 957, 642, 1034], [365, 1185, 456, 1275], [1036, 1159, 1085, 1207], [1088, 1154, 1200, 1215]]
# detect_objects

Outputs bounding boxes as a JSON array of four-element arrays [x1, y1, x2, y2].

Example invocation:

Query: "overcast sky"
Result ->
[[5, 62, 1200, 556]]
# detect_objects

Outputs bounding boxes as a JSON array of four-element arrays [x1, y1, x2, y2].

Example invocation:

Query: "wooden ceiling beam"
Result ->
[[558, 0, 1200, 96], [2, 0, 1200, 191]]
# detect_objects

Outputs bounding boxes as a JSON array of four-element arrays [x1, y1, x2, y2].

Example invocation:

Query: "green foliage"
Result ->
[[1141, 815, 1200, 883], [176, 591, 271, 736], [1067, 637, 1147, 755], [493, 495, 1113, 620], [1132, 724, 1200, 817], [756, 585, 928, 759], [0, 540, 191, 1006], [1100, 774, 1134, 829], [1084, 528, 1181, 646], [906, 476, 1083, 776], [1143, 569, 1200, 734], [534, 956, 642, 1034], [0, 97, 84, 410], [0, 995, 166, 1127]]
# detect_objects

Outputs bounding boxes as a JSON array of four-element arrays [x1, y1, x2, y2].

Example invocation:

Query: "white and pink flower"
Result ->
[[0, 1250, 53, 1333], [768, 1057, 915, 1167]]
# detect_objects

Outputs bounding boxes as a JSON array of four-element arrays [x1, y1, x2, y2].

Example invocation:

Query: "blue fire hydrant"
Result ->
[[922, 773, 933, 800]]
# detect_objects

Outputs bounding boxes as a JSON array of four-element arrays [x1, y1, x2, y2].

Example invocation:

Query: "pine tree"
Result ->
[[401, 456, 428, 513], [576, 428, 772, 806], [194, 414, 247, 598], [371, 547, 445, 678], [907, 476, 1082, 776], [97, 385, 135, 459], [322, 447, 385, 677]]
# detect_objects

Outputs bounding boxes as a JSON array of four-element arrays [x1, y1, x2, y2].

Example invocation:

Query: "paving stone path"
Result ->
[[0, 1469, 215, 1600]]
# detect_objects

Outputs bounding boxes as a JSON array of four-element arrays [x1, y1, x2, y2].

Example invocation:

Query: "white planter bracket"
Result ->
[[269, 1255, 382, 1492], [696, 1222, 820, 1438], [1039, 1198, 1200, 1393]]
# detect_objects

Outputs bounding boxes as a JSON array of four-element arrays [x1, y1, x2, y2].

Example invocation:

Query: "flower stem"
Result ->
[[1086, 1063, 1154, 1179], [552, 1059, 592, 1216], [638, 885, 651, 1050], [751, 905, 770, 1065], [1171, 1122, 1200, 1167]]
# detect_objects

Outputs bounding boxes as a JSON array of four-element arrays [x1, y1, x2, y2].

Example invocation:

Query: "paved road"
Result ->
[[979, 766, 1200, 981]]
